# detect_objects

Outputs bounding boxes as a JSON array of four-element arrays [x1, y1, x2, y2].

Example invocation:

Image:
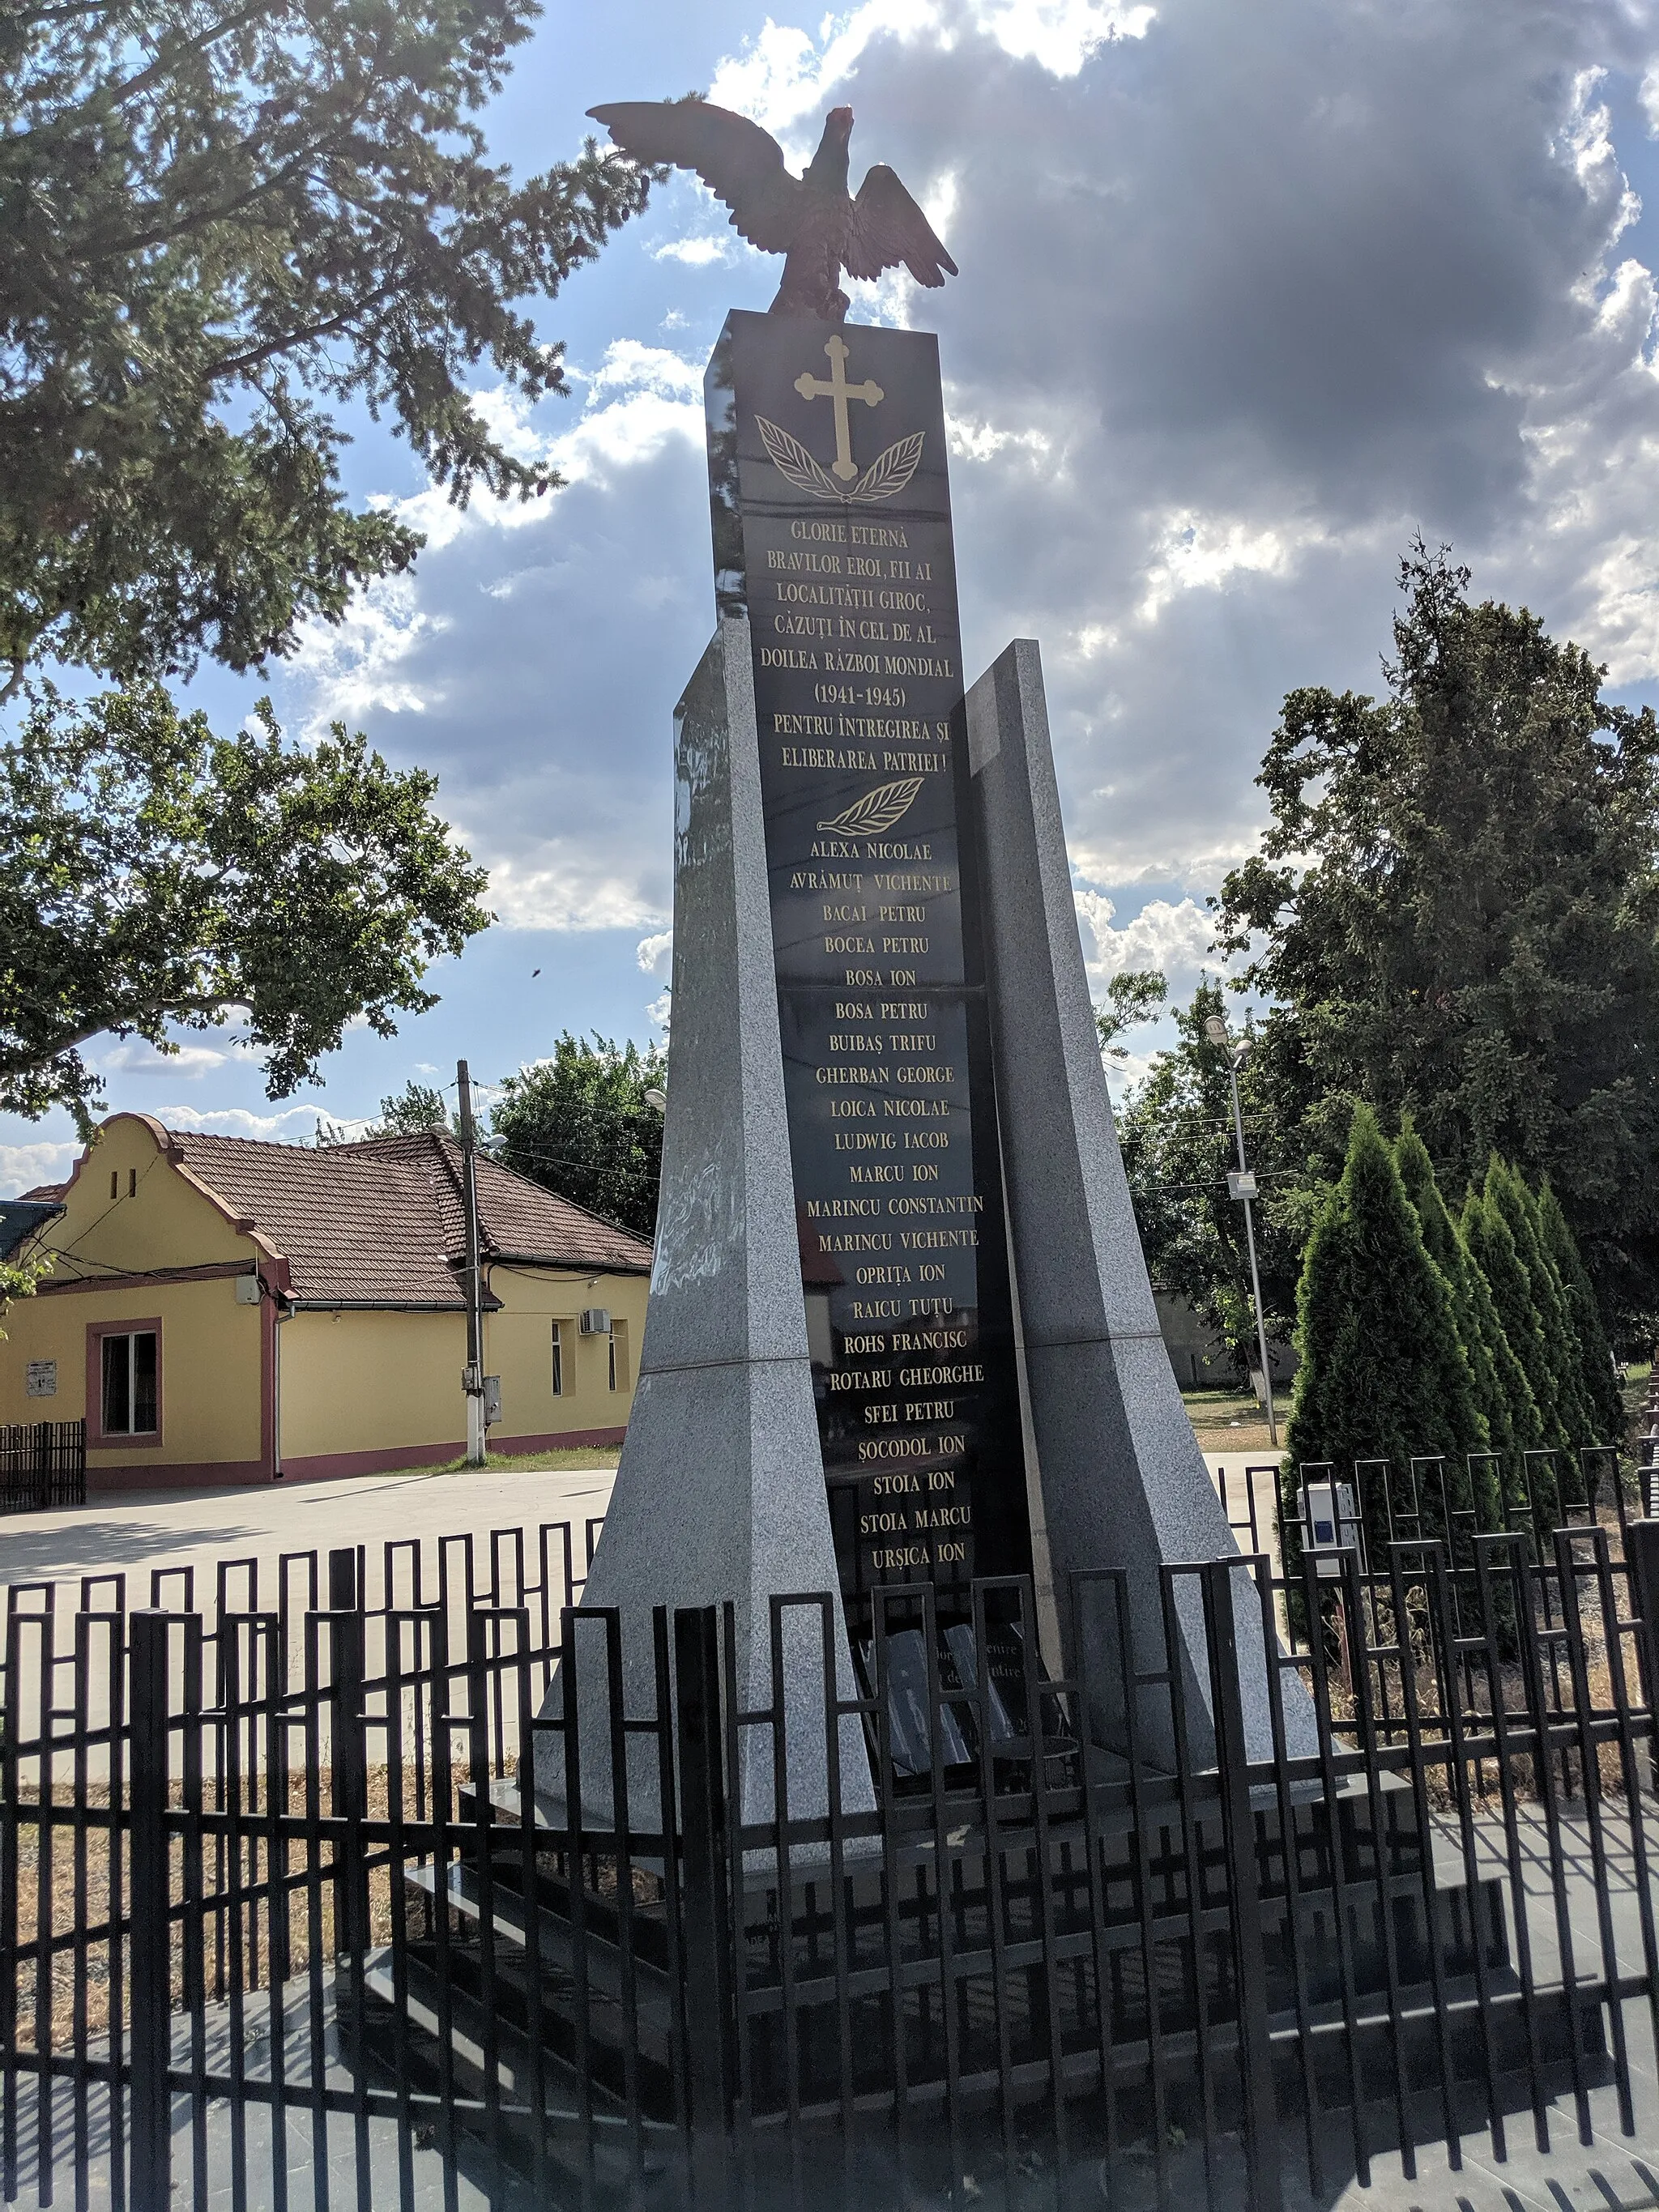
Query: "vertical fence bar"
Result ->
[[326, 1549, 371, 2127], [2, 1613, 23, 2207], [672, 1607, 733, 2202], [462, 1608, 505, 2197], [1627, 1522, 1659, 1729], [127, 1614, 171, 2212], [1200, 1561, 1283, 2212]]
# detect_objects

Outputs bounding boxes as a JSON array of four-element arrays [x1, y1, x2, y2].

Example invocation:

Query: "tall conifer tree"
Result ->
[[1285, 1106, 1487, 1556], [1217, 543, 1659, 1328], [1464, 1188, 1571, 1464], [1537, 1182, 1624, 1443], [1486, 1159, 1595, 1442], [1394, 1124, 1508, 1527], [1461, 1222, 1546, 1464]]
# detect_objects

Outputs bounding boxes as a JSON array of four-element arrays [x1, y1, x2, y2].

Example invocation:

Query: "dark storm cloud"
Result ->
[[277, 0, 1659, 982]]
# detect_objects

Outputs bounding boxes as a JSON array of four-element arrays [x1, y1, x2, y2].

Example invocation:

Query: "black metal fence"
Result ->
[[0, 1421, 84, 1515], [2, 1451, 1659, 2212]]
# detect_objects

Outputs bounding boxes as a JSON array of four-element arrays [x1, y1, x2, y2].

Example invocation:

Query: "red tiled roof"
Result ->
[[18, 1183, 67, 1202], [350, 1131, 655, 1275], [164, 1127, 651, 1307]]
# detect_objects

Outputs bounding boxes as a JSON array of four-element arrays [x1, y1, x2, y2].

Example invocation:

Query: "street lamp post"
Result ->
[[1205, 1014, 1279, 1447]]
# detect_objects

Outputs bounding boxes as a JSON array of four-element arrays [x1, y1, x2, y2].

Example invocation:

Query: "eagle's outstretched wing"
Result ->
[[587, 100, 807, 256], [843, 165, 958, 287]]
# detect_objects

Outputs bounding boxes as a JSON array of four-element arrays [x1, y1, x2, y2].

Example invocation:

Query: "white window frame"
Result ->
[[101, 1329, 160, 1436]]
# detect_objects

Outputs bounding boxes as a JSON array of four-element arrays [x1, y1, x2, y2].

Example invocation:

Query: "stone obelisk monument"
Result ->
[[540, 308, 1308, 1820]]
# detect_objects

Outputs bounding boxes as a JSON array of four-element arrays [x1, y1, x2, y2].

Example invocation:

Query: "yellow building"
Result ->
[[0, 1114, 652, 1491]]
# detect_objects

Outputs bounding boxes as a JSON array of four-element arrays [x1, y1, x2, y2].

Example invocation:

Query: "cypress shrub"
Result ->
[[1461, 1226, 1546, 1465], [1463, 1187, 1558, 1432], [1486, 1158, 1595, 1443], [1464, 1186, 1570, 1529], [1283, 1105, 1488, 1561], [1392, 1124, 1508, 1528], [1537, 1180, 1624, 1445]]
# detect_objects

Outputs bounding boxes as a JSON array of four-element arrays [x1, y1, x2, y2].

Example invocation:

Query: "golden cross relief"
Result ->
[[794, 336, 884, 482]]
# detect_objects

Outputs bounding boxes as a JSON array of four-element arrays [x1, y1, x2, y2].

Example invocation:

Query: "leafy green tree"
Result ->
[[1, 1, 653, 692], [1218, 539, 1659, 1328], [370, 1080, 456, 1137], [0, 1249, 50, 1334], [1486, 1158, 1595, 1443], [491, 1033, 666, 1240], [1116, 979, 1300, 1365], [1463, 1186, 1570, 1456], [1095, 969, 1167, 1058], [1283, 1104, 1487, 1555], [1392, 1123, 1515, 1524], [1, 681, 489, 1127], [1537, 1180, 1624, 1443]]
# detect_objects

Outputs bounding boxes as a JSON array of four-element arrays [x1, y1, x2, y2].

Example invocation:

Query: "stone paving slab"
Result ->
[[0, 1461, 620, 1616]]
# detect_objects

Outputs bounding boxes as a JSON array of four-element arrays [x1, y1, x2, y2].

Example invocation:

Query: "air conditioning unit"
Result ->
[[579, 1307, 612, 1336]]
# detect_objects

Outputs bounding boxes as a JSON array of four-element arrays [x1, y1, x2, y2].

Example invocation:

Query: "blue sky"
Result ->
[[8, 0, 1659, 1190]]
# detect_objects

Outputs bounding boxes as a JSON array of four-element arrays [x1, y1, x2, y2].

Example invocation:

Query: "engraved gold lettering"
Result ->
[[816, 1063, 889, 1085]]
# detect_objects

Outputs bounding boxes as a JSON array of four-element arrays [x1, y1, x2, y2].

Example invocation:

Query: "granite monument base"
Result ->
[[966, 638, 1317, 1766]]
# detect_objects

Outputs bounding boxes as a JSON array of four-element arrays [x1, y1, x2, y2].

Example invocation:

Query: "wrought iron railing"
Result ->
[[0, 1421, 84, 1515], [2, 1458, 1657, 2211]]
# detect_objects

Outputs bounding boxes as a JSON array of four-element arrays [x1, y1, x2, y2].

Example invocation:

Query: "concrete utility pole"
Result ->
[[457, 1059, 486, 1467], [1205, 1015, 1279, 1447]]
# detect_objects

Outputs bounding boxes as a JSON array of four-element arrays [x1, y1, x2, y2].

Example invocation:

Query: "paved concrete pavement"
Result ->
[[0, 1460, 621, 1618]]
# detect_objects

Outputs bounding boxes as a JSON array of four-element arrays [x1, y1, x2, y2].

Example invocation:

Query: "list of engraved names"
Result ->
[[706, 311, 1032, 1616]]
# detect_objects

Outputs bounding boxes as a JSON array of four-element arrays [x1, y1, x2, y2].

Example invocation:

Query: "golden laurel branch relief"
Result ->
[[816, 777, 924, 837], [758, 418, 925, 505]]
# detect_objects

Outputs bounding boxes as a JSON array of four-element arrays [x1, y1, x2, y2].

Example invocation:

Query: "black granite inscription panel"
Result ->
[[706, 309, 1032, 1626]]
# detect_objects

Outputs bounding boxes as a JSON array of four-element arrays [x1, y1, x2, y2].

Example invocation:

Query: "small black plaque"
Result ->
[[706, 310, 1033, 1630]]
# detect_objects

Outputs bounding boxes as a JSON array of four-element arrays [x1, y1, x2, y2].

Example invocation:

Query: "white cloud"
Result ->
[[707, 0, 1153, 138], [0, 1141, 77, 1199], [143, 1105, 322, 1140], [288, 574, 446, 726], [971, 0, 1153, 75], [484, 854, 667, 934], [1075, 890, 1220, 994], [636, 930, 674, 975], [1137, 513, 1315, 624], [98, 1042, 235, 1079], [279, 339, 706, 934], [579, 340, 705, 407], [653, 235, 740, 266], [945, 414, 1053, 466]]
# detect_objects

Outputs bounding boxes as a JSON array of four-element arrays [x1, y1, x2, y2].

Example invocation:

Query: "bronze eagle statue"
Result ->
[[587, 100, 957, 322]]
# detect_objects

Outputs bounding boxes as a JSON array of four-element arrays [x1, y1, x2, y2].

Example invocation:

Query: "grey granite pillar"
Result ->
[[965, 639, 1316, 1767], [535, 620, 872, 1833]]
